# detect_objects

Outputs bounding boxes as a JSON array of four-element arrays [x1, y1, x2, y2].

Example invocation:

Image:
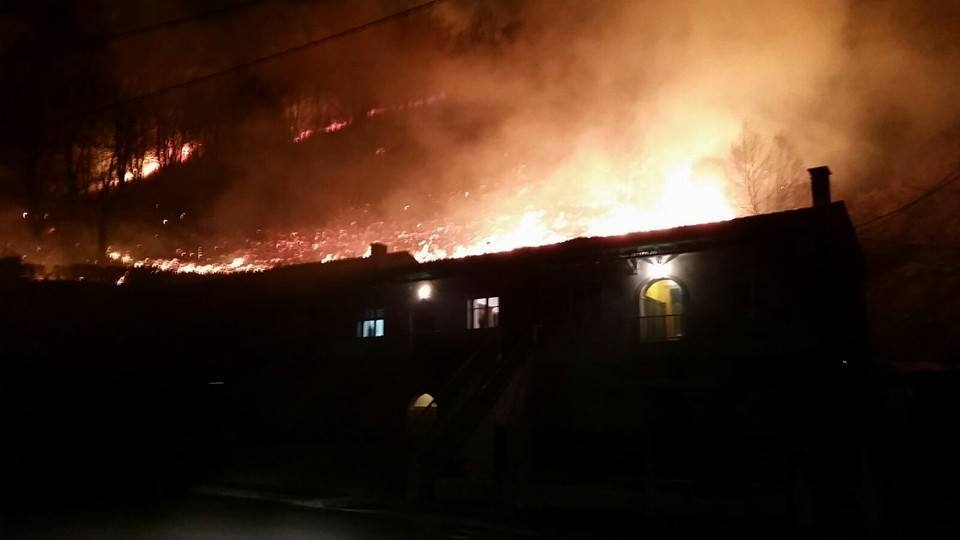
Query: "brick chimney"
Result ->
[[807, 165, 832, 208], [370, 242, 388, 258]]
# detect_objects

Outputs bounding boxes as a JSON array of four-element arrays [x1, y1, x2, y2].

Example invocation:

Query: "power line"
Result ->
[[854, 163, 960, 230], [87, 0, 265, 46], [73, 0, 446, 122]]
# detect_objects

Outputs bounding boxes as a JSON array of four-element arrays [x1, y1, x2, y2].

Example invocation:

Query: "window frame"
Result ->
[[639, 279, 686, 341], [467, 296, 500, 329], [358, 308, 385, 338]]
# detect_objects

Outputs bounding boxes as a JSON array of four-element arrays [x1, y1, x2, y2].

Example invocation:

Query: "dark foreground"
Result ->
[[4, 492, 536, 539], [2, 490, 797, 540]]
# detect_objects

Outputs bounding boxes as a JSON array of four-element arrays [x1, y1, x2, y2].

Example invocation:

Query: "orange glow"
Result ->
[[113, 155, 737, 275], [92, 141, 201, 192], [293, 128, 314, 143], [323, 119, 351, 133], [130, 255, 270, 275], [292, 93, 447, 143], [180, 142, 195, 161], [110, 93, 745, 276]]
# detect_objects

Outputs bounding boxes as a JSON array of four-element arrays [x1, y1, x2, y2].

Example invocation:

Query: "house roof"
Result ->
[[408, 201, 857, 278], [243, 200, 858, 287], [116, 201, 856, 292]]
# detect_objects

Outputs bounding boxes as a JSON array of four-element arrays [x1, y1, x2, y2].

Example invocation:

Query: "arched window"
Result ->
[[407, 393, 438, 437], [640, 279, 685, 340], [409, 393, 437, 410]]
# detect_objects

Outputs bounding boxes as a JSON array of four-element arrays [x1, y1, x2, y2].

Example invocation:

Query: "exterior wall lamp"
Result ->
[[637, 254, 676, 279], [416, 282, 433, 301]]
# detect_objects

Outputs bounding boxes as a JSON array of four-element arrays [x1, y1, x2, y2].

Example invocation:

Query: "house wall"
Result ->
[[0, 207, 867, 498]]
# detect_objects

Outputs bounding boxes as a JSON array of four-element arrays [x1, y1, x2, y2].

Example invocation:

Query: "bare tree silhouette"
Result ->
[[727, 124, 806, 215]]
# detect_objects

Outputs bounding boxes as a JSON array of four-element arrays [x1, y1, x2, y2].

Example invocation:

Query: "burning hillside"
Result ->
[[105, 147, 738, 275], [3, 1, 960, 278], [97, 79, 751, 274]]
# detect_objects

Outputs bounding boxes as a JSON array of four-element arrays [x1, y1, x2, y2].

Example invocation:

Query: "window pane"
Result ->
[[473, 308, 485, 328], [411, 393, 436, 409], [646, 281, 680, 309], [375, 319, 384, 337], [361, 320, 374, 337], [668, 287, 683, 314], [468, 297, 500, 329], [641, 279, 684, 340]]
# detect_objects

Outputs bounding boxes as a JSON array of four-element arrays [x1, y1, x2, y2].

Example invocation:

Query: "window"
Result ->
[[640, 279, 685, 339], [409, 393, 437, 410], [468, 296, 500, 329], [358, 308, 384, 338], [408, 393, 438, 435]]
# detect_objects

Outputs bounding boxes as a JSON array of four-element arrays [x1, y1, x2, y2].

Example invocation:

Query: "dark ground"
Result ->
[[2, 489, 795, 540], [3, 493, 534, 539]]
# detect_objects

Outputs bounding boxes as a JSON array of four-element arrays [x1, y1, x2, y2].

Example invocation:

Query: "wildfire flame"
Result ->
[[108, 155, 736, 277], [89, 89, 748, 279], [131, 255, 270, 275], [292, 93, 447, 143], [91, 142, 200, 192]]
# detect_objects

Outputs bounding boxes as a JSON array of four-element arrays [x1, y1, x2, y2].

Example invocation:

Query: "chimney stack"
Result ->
[[807, 166, 832, 208], [370, 242, 388, 258]]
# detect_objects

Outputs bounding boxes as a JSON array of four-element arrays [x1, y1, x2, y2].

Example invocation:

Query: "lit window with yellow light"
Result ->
[[640, 279, 684, 339]]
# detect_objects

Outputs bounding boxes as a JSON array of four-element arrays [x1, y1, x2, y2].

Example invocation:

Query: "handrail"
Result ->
[[407, 330, 500, 433], [411, 327, 535, 465]]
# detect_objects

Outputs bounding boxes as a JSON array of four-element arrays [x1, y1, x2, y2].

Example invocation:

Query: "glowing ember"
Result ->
[[125, 160, 160, 182], [92, 141, 201, 192], [292, 92, 447, 143], [323, 119, 351, 133], [294, 120, 351, 143], [180, 142, 196, 161], [107, 249, 133, 265], [293, 129, 314, 143], [131, 255, 270, 275]]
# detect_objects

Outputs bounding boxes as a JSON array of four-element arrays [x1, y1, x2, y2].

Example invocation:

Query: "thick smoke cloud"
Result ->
[[4, 0, 960, 265], [212, 0, 960, 242]]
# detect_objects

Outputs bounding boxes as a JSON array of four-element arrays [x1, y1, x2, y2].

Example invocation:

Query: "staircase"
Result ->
[[407, 328, 535, 499]]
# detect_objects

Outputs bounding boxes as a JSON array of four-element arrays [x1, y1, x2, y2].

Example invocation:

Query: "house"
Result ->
[[0, 166, 869, 522], [111, 165, 860, 512]]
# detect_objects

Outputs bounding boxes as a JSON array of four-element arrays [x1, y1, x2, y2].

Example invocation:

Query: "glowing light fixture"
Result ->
[[647, 255, 674, 279], [411, 393, 437, 409], [416, 283, 433, 300]]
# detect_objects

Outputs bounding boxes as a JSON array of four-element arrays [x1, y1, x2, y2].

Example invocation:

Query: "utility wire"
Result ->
[[86, 0, 264, 46], [71, 0, 446, 122], [854, 164, 960, 230]]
